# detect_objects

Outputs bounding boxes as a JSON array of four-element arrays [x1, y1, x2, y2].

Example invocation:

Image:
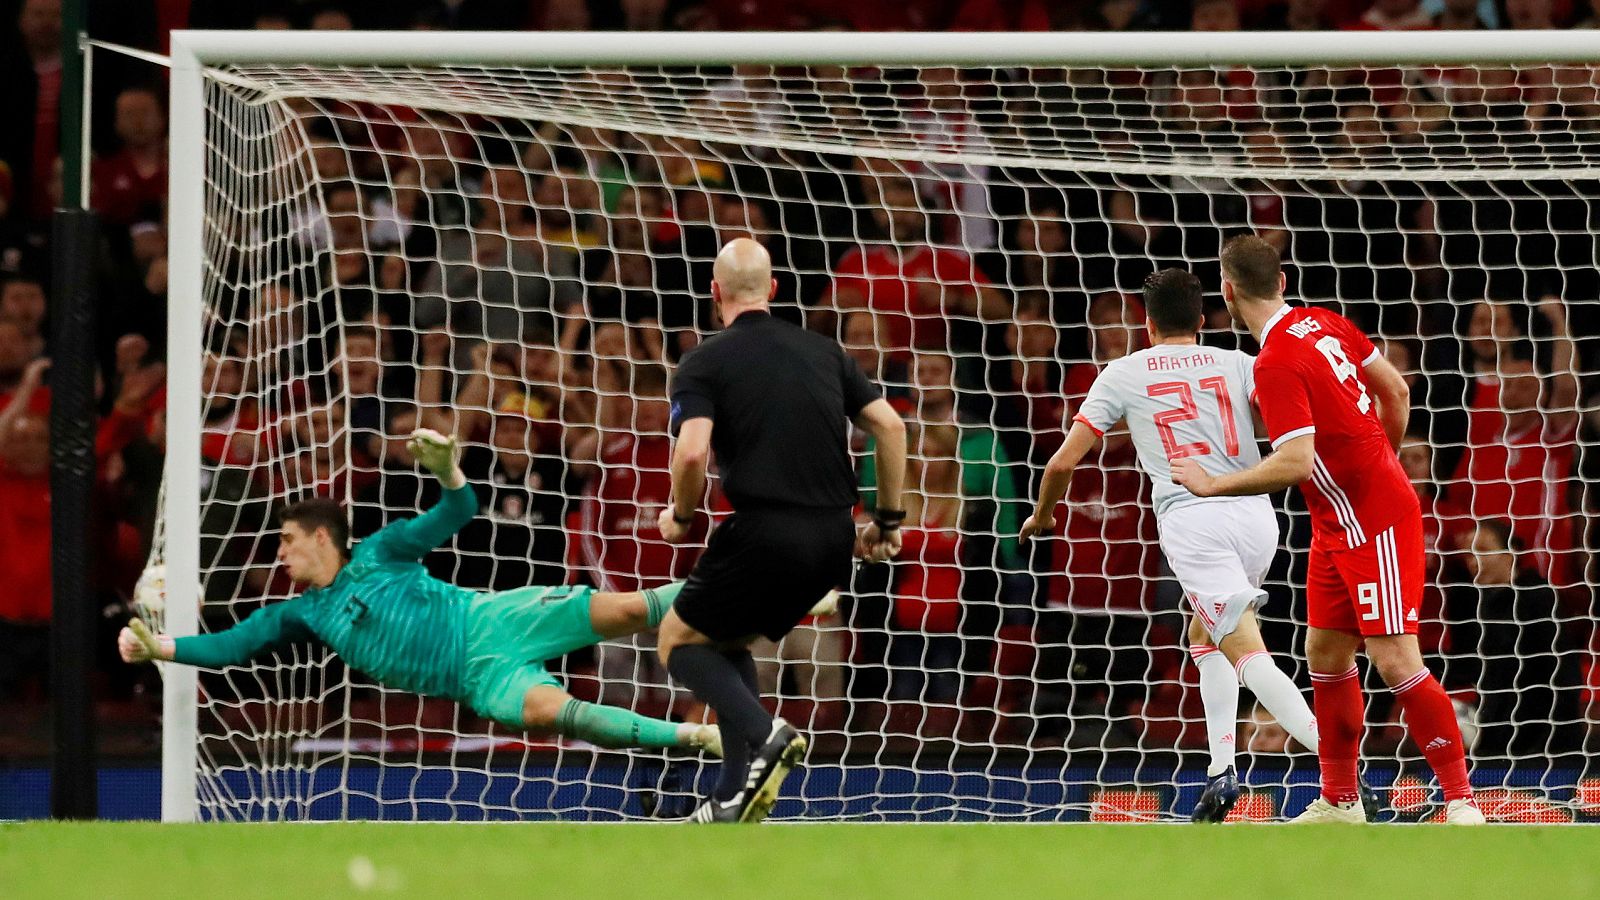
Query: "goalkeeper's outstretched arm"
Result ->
[[1020, 419, 1101, 541], [364, 429, 478, 562], [118, 600, 314, 667]]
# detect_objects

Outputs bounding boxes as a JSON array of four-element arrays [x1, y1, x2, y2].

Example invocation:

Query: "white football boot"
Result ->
[[1444, 798, 1487, 825], [1290, 797, 1367, 824]]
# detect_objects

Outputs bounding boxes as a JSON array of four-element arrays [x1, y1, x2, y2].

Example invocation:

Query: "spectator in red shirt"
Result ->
[[823, 175, 1007, 359], [199, 351, 263, 469], [573, 367, 694, 709], [0, 355, 50, 696], [889, 422, 968, 704], [1447, 351, 1581, 587], [92, 86, 168, 228], [575, 368, 693, 594], [0, 354, 159, 698]]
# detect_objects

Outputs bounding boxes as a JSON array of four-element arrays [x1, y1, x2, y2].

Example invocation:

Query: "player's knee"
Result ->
[[655, 610, 690, 663], [1366, 637, 1424, 686], [1304, 628, 1357, 672], [520, 687, 567, 733], [591, 591, 650, 637]]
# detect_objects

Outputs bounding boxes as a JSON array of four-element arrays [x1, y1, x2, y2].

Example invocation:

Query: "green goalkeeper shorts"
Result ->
[[461, 584, 600, 729]]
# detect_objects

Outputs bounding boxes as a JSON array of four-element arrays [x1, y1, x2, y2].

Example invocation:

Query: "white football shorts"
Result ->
[[1158, 496, 1279, 644]]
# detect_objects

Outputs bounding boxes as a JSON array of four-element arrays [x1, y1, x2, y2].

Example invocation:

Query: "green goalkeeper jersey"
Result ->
[[172, 484, 480, 703]]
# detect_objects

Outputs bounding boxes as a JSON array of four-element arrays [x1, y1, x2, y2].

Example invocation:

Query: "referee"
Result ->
[[657, 238, 907, 824]]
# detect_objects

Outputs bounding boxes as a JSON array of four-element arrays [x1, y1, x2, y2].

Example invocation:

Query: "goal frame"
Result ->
[[162, 27, 1600, 822]]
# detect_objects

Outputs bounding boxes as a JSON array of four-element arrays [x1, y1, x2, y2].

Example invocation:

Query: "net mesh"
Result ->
[[157, 57, 1600, 822]]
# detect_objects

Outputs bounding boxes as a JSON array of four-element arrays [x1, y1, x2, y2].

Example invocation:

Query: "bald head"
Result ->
[[712, 238, 775, 308]]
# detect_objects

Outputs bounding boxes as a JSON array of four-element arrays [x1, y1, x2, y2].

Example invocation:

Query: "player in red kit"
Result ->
[[1173, 235, 1483, 825]]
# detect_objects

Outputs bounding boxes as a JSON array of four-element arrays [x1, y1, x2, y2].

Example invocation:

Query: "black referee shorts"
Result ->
[[674, 507, 855, 643]]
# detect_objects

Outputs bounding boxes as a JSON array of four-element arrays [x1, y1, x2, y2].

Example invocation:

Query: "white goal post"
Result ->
[[161, 29, 1600, 823]]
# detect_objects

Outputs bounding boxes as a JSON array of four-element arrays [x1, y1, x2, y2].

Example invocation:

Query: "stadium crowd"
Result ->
[[1, 0, 1598, 771]]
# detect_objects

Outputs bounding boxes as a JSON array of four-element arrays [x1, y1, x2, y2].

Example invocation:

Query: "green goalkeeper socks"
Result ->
[[642, 580, 685, 628], [555, 698, 684, 749]]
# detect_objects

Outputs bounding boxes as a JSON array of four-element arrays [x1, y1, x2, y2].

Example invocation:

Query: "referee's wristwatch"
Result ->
[[872, 508, 907, 532]]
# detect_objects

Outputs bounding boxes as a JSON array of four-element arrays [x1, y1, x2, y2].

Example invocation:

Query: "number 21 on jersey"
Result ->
[[1314, 335, 1372, 414], [1146, 377, 1240, 460]]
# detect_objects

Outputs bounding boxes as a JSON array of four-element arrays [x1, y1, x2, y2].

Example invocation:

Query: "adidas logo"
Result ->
[[1407, 608, 1419, 622], [1425, 737, 1451, 751], [1214, 603, 1226, 616]]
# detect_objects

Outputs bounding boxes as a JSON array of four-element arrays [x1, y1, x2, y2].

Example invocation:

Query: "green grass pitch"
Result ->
[[5, 822, 1599, 899]]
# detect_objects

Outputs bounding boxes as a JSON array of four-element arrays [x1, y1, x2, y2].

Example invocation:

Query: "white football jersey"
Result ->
[[1074, 343, 1263, 518]]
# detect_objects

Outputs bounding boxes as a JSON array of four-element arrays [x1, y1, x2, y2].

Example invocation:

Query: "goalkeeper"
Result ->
[[118, 428, 722, 756]]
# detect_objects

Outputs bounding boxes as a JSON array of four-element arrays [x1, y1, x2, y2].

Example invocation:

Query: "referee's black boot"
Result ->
[[688, 793, 745, 824], [741, 718, 807, 824], [1357, 775, 1384, 823], [1191, 766, 1240, 823]]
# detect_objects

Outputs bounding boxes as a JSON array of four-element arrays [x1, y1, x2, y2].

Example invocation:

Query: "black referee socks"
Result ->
[[668, 644, 774, 802]]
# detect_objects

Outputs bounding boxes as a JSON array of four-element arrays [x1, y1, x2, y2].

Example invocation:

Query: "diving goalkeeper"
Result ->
[[118, 428, 722, 756]]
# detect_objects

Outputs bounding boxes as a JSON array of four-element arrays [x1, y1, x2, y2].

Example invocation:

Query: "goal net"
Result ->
[[154, 30, 1600, 822]]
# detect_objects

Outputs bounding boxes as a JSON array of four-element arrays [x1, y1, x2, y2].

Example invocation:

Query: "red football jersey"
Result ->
[[1253, 305, 1416, 551], [1448, 383, 1579, 585], [577, 434, 692, 592], [824, 243, 992, 356]]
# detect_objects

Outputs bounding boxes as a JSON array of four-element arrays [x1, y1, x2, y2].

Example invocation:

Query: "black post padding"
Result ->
[[50, 206, 100, 820]]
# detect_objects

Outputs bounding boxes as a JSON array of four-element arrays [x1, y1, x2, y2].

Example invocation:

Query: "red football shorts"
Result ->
[[1306, 514, 1424, 637]]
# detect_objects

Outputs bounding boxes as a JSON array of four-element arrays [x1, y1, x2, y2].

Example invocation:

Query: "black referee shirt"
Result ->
[[670, 310, 881, 511]]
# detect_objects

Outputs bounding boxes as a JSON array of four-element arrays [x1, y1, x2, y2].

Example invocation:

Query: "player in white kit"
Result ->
[[1021, 269, 1323, 822]]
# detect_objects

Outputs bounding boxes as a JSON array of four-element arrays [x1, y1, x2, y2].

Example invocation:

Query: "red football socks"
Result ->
[[1392, 668, 1474, 802], [1311, 665, 1363, 805]]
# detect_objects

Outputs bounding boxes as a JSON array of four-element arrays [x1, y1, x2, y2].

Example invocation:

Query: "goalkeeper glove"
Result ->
[[120, 618, 171, 664], [408, 427, 465, 489]]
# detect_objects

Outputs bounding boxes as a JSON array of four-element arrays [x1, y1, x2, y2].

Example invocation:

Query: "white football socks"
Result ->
[[1236, 650, 1319, 752], [1193, 646, 1238, 777]]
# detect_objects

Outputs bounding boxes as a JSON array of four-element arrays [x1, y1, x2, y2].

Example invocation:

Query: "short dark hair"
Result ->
[[1142, 268, 1204, 336], [1220, 234, 1283, 300], [279, 496, 350, 558]]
